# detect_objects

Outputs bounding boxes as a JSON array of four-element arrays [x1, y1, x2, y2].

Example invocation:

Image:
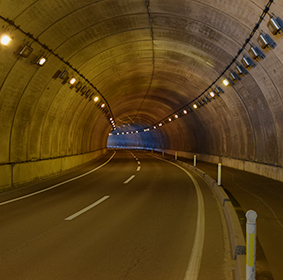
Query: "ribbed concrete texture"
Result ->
[[1, 0, 283, 187]]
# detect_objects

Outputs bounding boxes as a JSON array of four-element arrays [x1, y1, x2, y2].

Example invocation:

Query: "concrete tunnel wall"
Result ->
[[1, 0, 283, 189]]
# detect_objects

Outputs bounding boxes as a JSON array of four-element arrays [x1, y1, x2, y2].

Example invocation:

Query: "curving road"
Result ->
[[0, 151, 231, 280]]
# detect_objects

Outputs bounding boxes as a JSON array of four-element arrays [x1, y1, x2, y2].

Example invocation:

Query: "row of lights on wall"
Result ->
[[0, 17, 116, 128], [109, 2, 282, 137], [51, 68, 116, 128], [1, 34, 47, 66]]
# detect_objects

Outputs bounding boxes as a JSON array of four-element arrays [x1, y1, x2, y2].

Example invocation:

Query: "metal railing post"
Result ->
[[194, 155, 196, 167], [246, 210, 258, 280]]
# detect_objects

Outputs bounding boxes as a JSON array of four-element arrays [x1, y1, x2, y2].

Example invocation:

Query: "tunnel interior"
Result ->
[[1, 0, 283, 189]]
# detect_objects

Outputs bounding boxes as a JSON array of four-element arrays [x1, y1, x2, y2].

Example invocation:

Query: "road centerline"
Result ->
[[65, 196, 110, 221], [123, 175, 136, 184]]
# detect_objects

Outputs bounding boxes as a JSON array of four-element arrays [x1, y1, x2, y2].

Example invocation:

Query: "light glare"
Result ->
[[1, 35, 12, 46]]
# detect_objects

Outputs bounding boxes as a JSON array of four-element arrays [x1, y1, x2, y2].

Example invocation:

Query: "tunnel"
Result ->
[[2, 1, 283, 279], [1, 0, 283, 188]]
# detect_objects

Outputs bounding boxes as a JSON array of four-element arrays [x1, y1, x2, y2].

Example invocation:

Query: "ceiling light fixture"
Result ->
[[36, 56, 47, 66], [1, 34, 12, 45], [18, 45, 33, 57], [267, 16, 282, 35]]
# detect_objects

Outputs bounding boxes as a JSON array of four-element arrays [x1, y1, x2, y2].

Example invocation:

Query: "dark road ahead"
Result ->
[[0, 151, 231, 280]]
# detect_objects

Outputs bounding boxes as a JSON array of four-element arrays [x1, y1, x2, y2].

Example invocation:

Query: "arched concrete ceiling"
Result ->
[[1, 0, 283, 168]]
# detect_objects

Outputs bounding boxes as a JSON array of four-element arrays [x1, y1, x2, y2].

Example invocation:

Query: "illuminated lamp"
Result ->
[[168, 118, 172, 122], [36, 56, 47, 66], [69, 77, 77, 85], [174, 114, 179, 118], [193, 104, 198, 109], [1, 35, 12, 45], [183, 110, 188, 114], [94, 96, 99, 102], [101, 103, 105, 108]]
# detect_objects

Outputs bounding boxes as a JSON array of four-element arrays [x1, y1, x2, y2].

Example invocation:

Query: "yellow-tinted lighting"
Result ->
[[37, 56, 47, 66], [175, 114, 179, 119], [183, 110, 187, 114], [168, 118, 172, 122], [1, 35, 12, 46], [94, 96, 99, 102], [193, 104, 198, 109], [69, 78, 76, 85], [223, 79, 230, 86], [209, 91, 215, 98], [159, 123, 163, 127], [101, 103, 105, 108]]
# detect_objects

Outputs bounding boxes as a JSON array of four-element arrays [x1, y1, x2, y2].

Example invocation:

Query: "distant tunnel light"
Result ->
[[101, 103, 105, 108], [94, 96, 99, 102], [69, 77, 77, 85], [168, 118, 172, 122], [209, 91, 215, 98], [36, 56, 47, 66], [1, 35, 12, 45], [193, 104, 198, 109], [175, 114, 178, 119], [183, 110, 188, 114], [159, 123, 163, 127], [153, 126, 156, 129], [223, 78, 230, 87]]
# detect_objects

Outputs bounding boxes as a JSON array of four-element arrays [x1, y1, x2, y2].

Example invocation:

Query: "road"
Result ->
[[0, 150, 231, 280]]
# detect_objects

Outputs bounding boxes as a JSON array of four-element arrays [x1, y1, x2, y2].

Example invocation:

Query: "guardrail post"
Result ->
[[218, 163, 222, 186], [194, 155, 196, 167], [246, 210, 258, 280]]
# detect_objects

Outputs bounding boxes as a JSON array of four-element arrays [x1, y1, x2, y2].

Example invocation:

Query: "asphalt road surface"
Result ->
[[0, 151, 231, 280]]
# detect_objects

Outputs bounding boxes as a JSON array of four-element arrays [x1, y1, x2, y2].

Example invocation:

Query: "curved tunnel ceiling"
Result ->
[[1, 0, 283, 169]]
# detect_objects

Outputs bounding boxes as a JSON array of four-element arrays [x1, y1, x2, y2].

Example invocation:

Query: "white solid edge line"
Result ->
[[123, 175, 135, 184], [137, 166, 141, 172], [0, 152, 116, 206], [65, 195, 110, 221], [150, 154, 205, 280]]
